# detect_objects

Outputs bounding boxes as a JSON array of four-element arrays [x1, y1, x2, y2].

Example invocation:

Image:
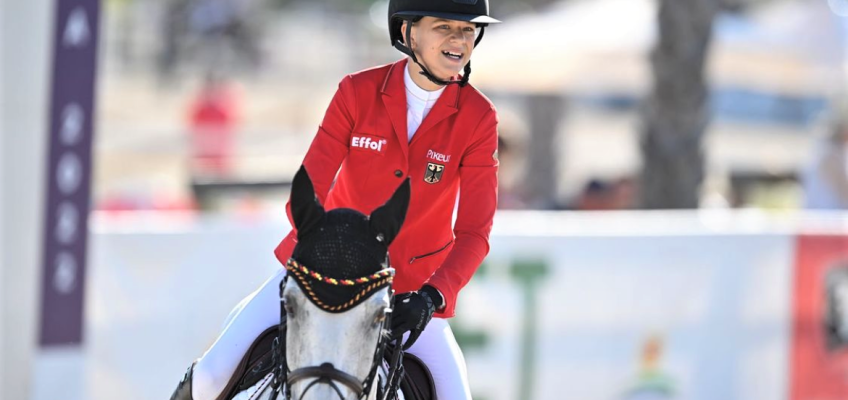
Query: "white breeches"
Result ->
[[192, 270, 285, 400], [191, 269, 471, 400], [403, 318, 472, 400]]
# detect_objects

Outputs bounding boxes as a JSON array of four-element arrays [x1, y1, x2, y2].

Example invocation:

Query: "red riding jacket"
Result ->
[[274, 58, 498, 318]]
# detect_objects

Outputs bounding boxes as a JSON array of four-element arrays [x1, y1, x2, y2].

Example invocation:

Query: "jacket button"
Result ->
[[394, 170, 403, 178]]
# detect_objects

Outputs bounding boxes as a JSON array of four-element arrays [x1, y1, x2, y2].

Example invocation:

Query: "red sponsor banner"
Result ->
[[791, 235, 848, 400]]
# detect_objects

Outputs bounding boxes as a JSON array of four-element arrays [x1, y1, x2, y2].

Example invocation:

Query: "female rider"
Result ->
[[170, 1, 500, 399]]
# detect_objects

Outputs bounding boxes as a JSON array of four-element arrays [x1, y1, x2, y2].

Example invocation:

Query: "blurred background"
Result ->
[[3, 0, 848, 399]]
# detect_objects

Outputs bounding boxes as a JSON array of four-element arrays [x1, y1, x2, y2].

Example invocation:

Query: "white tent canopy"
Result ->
[[473, 0, 844, 95]]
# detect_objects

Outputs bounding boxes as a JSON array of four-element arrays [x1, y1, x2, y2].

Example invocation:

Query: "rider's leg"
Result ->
[[169, 362, 196, 400], [405, 318, 472, 400], [169, 269, 285, 400]]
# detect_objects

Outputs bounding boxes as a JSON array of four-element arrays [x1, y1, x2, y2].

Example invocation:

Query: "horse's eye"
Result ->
[[284, 301, 296, 317], [373, 308, 388, 326]]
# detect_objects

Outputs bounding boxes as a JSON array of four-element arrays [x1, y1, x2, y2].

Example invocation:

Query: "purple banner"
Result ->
[[39, 0, 100, 347]]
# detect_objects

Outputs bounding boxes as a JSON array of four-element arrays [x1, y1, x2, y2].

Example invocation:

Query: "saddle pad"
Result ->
[[217, 324, 283, 400], [222, 320, 434, 400]]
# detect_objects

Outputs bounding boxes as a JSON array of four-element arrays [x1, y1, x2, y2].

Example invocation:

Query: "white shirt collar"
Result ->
[[404, 66, 444, 108]]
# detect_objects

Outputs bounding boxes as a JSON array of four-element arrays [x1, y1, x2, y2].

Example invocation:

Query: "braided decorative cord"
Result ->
[[286, 259, 394, 313], [286, 259, 394, 285]]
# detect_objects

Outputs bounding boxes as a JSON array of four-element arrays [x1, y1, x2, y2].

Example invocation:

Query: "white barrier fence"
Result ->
[[35, 210, 848, 400]]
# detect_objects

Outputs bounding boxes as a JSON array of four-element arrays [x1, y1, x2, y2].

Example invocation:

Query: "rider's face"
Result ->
[[403, 17, 477, 87]]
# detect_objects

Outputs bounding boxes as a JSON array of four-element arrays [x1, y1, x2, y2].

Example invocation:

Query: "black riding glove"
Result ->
[[390, 285, 443, 350]]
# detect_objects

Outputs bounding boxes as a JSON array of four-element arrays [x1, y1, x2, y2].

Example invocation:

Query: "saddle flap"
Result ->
[[217, 324, 282, 400], [237, 326, 279, 391], [399, 353, 437, 400], [384, 348, 436, 400]]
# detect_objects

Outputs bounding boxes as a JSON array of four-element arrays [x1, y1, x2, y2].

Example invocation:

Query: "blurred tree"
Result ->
[[721, 0, 776, 13], [523, 94, 563, 209], [265, 0, 574, 15], [639, 0, 720, 208], [517, 0, 569, 10], [510, 259, 549, 400], [270, 0, 375, 12]]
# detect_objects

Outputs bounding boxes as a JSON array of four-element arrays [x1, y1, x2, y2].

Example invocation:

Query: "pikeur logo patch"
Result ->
[[424, 163, 445, 184], [427, 149, 451, 163], [351, 136, 387, 153]]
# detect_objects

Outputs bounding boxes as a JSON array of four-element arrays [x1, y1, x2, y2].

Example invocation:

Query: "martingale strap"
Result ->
[[286, 259, 394, 313]]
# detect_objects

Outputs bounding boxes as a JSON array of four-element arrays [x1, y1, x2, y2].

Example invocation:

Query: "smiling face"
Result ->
[[402, 16, 478, 90]]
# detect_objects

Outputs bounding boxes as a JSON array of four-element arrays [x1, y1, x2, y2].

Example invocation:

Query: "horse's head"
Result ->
[[282, 166, 410, 400]]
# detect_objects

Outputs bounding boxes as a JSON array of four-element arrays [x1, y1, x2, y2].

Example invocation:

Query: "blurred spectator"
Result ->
[[188, 73, 241, 178], [97, 191, 196, 213], [576, 179, 614, 210], [574, 177, 637, 211], [802, 113, 848, 209], [157, 0, 191, 81], [158, 0, 262, 81], [612, 176, 637, 209], [189, 0, 262, 68], [497, 135, 527, 209], [620, 334, 678, 400]]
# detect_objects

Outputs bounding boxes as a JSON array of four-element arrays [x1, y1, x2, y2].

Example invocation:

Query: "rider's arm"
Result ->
[[275, 76, 356, 261], [424, 107, 498, 317], [296, 75, 356, 208]]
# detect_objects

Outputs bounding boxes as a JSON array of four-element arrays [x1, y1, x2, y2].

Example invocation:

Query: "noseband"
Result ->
[[276, 259, 401, 400], [286, 362, 368, 399]]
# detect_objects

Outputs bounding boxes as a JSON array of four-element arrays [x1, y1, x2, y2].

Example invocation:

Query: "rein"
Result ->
[[274, 259, 404, 400]]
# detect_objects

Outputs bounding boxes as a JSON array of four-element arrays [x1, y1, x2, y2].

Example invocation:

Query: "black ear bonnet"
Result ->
[[288, 209, 392, 313], [292, 209, 388, 278]]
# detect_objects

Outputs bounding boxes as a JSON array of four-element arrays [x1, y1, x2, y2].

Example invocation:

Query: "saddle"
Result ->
[[216, 325, 281, 400], [384, 347, 437, 400], [217, 322, 437, 400]]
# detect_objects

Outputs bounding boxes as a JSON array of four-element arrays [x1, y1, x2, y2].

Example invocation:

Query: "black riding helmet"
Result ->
[[388, 0, 501, 87]]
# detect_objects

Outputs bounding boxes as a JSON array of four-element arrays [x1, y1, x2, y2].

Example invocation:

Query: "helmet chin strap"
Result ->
[[392, 21, 487, 88]]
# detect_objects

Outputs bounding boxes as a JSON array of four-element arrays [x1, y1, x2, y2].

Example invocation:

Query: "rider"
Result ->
[[169, 0, 500, 399]]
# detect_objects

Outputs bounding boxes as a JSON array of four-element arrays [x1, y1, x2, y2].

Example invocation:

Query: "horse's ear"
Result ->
[[369, 178, 411, 245], [290, 165, 325, 238]]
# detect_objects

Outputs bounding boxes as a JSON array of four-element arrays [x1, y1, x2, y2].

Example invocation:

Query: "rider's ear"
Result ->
[[290, 165, 325, 238], [401, 21, 412, 46], [369, 178, 411, 246]]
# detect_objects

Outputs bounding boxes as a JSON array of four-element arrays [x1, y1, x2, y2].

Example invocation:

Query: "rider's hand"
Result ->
[[390, 285, 443, 350]]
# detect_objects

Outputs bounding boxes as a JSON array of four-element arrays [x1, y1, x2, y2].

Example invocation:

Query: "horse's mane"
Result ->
[[289, 208, 391, 312]]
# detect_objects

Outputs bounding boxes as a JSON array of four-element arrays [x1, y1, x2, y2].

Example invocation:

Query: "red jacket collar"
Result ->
[[380, 58, 460, 109], [379, 59, 461, 161]]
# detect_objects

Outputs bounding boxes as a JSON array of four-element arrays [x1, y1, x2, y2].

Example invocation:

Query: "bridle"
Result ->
[[285, 361, 376, 400], [278, 314, 393, 400], [273, 259, 404, 400]]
